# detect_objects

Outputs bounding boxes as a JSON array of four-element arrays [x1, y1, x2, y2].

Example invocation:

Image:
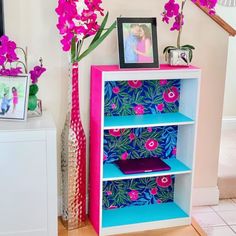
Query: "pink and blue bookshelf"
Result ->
[[89, 65, 201, 235]]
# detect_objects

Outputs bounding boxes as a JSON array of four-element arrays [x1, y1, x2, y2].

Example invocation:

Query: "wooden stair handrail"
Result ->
[[194, 2, 236, 36]]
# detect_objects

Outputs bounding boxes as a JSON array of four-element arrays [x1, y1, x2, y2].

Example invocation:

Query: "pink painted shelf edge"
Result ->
[[91, 64, 200, 72]]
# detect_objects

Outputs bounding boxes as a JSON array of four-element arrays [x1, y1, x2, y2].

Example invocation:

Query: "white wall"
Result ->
[[216, 5, 236, 117], [4, 0, 229, 206]]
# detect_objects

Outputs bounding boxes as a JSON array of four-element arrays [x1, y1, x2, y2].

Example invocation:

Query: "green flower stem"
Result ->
[[16, 47, 28, 73], [16, 61, 27, 73], [89, 12, 109, 47], [70, 37, 76, 63], [177, 0, 186, 49], [77, 39, 84, 58]]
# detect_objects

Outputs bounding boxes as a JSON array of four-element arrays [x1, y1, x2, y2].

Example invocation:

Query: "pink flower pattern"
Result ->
[[109, 129, 121, 137], [128, 80, 142, 89], [134, 105, 145, 115], [172, 147, 177, 155], [163, 86, 179, 103], [129, 133, 135, 141], [159, 80, 168, 86], [106, 191, 112, 196], [156, 103, 164, 112], [121, 152, 128, 160], [128, 190, 139, 201], [145, 139, 159, 151], [156, 175, 172, 188], [103, 154, 107, 161], [150, 188, 158, 195], [112, 86, 120, 94], [111, 103, 116, 110], [147, 127, 152, 133]]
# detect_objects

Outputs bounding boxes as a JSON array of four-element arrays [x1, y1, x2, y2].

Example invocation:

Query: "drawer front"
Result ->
[[0, 131, 46, 142], [0, 140, 48, 235]]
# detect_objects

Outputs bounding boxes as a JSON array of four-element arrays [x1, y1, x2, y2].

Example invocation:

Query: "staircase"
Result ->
[[218, 120, 236, 198], [194, 1, 236, 36]]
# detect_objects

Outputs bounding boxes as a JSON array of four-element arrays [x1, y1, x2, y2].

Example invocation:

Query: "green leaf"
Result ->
[[189, 49, 193, 62], [77, 20, 116, 62], [71, 37, 76, 63], [163, 46, 176, 54], [89, 12, 109, 47], [181, 44, 195, 50]]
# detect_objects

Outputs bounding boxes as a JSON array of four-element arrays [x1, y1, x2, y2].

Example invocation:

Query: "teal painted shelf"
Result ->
[[104, 112, 194, 129], [102, 202, 189, 228], [103, 158, 191, 181]]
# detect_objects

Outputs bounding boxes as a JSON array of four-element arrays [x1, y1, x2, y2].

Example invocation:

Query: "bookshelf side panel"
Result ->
[[89, 67, 102, 234]]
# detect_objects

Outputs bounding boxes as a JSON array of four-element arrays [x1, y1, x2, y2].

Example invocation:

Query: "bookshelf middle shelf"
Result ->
[[103, 158, 191, 181]]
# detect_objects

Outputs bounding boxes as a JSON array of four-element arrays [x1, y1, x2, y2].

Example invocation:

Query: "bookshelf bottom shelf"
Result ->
[[102, 202, 189, 228]]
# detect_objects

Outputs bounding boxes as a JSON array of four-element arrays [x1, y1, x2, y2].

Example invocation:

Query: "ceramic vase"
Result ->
[[167, 49, 190, 66]]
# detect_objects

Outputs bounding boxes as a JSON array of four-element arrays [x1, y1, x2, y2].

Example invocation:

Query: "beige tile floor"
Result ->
[[218, 123, 236, 199], [59, 219, 202, 236], [192, 199, 236, 235]]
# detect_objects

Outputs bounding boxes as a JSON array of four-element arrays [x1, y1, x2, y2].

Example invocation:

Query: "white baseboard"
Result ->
[[192, 186, 219, 206], [222, 116, 236, 130]]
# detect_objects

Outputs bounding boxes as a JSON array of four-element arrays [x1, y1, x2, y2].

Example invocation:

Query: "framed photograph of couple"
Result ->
[[117, 17, 159, 69], [0, 75, 29, 121]]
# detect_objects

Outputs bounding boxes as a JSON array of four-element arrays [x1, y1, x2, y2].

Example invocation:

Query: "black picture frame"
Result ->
[[0, 0, 4, 37], [117, 17, 159, 69]]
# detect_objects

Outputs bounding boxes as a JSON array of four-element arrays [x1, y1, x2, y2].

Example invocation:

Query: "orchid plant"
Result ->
[[0, 35, 46, 110], [0, 35, 46, 79], [55, 0, 116, 63], [162, 0, 217, 62]]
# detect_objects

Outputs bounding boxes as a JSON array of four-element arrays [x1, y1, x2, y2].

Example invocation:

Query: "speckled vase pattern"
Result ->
[[61, 62, 86, 230]]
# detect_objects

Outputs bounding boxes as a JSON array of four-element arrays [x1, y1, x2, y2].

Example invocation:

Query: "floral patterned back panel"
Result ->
[[103, 176, 174, 210], [103, 126, 177, 164], [103, 126, 177, 210], [103, 79, 179, 210], [104, 79, 181, 116]]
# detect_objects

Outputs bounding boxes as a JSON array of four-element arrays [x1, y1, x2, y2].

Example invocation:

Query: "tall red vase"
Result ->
[[61, 62, 86, 230]]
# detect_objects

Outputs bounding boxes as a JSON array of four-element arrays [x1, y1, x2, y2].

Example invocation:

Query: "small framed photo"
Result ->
[[117, 17, 159, 69], [0, 75, 29, 121]]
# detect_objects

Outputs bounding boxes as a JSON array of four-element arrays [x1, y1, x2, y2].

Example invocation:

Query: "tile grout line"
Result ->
[[230, 198, 236, 234], [228, 225, 236, 234], [210, 199, 236, 234]]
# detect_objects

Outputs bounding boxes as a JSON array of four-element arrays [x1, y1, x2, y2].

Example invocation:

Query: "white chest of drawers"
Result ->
[[0, 112, 57, 236]]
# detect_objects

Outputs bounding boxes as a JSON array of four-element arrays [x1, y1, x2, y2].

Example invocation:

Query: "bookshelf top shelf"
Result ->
[[92, 64, 200, 72], [92, 64, 201, 81], [104, 112, 194, 129]]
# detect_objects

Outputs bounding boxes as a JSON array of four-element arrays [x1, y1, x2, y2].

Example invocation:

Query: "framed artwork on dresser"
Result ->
[[0, 75, 29, 121]]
